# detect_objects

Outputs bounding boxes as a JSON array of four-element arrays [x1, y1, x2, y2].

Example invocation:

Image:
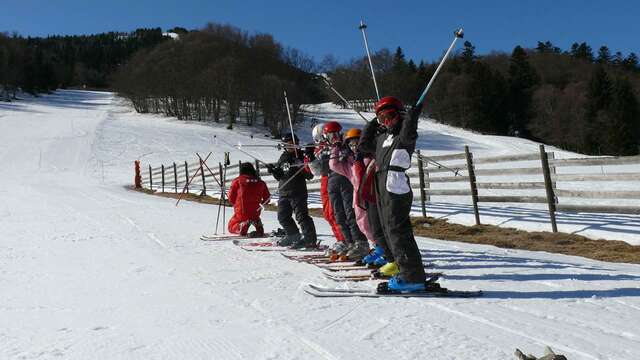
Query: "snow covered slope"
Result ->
[[1, 91, 640, 359]]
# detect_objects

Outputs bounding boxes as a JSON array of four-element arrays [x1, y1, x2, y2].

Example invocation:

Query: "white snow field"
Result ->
[[1, 90, 640, 360]]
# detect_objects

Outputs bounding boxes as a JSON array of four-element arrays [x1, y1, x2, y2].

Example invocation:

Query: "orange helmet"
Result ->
[[344, 128, 362, 141]]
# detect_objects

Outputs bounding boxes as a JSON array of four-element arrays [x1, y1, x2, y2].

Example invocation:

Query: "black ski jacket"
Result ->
[[270, 151, 313, 197]]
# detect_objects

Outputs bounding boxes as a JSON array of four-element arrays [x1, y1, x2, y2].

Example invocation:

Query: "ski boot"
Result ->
[[330, 242, 352, 262], [377, 275, 443, 294], [372, 261, 398, 279], [277, 233, 301, 247], [343, 241, 370, 262], [356, 245, 384, 267], [290, 236, 319, 250], [325, 241, 348, 257], [371, 255, 388, 268]]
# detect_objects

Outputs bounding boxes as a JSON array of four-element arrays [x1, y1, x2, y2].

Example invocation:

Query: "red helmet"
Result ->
[[322, 121, 342, 134], [374, 96, 404, 114]]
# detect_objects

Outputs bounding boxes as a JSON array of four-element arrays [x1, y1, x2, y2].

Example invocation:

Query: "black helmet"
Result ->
[[281, 133, 299, 144]]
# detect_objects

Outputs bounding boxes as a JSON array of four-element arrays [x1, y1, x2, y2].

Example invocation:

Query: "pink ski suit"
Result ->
[[329, 146, 375, 244]]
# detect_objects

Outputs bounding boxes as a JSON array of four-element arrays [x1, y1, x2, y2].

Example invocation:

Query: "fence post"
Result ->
[[464, 146, 481, 225], [416, 150, 427, 218], [184, 161, 189, 194], [161, 164, 165, 193], [134, 160, 142, 189], [173, 162, 178, 193], [200, 158, 206, 196], [424, 161, 431, 203], [219, 162, 224, 200], [539, 145, 558, 232], [149, 164, 153, 190]]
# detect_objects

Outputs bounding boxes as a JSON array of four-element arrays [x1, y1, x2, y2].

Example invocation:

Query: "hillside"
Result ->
[[1, 91, 640, 359]]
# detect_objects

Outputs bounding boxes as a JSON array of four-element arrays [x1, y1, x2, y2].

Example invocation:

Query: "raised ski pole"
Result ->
[[283, 90, 299, 157], [412, 28, 465, 177], [175, 152, 212, 206], [416, 28, 464, 107], [359, 19, 381, 100], [318, 76, 370, 123]]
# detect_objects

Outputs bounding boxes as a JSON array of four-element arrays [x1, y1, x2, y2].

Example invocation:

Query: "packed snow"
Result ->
[[1, 90, 640, 359]]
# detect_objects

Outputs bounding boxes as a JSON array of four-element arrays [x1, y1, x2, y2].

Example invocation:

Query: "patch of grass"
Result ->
[[128, 186, 640, 264]]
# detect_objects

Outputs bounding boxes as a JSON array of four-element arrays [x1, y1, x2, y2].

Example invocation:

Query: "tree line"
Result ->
[[0, 28, 168, 98], [324, 41, 640, 156], [2, 23, 638, 155], [112, 23, 323, 135]]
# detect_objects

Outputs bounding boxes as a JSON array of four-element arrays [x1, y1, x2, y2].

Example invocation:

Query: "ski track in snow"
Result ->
[[1, 90, 640, 359]]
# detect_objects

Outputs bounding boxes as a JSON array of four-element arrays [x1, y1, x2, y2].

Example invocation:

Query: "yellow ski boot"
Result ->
[[373, 261, 399, 278]]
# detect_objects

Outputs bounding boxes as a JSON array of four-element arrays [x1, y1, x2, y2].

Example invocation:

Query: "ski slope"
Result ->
[[1, 90, 640, 359]]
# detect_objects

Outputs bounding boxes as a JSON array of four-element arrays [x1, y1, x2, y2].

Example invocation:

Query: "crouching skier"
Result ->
[[323, 121, 369, 261], [329, 128, 390, 268], [227, 162, 270, 237], [358, 96, 427, 292], [267, 133, 318, 249], [308, 124, 347, 254]]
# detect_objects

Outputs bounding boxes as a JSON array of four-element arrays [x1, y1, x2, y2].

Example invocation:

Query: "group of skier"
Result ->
[[224, 95, 429, 293]]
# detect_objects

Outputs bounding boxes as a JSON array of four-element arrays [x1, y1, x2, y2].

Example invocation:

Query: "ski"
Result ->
[[324, 271, 442, 282], [320, 265, 371, 272], [201, 234, 270, 241], [234, 239, 328, 252], [304, 282, 482, 298]]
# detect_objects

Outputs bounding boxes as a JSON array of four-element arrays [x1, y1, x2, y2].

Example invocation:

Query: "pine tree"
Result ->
[[623, 53, 639, 70], [507, 46, 539, 136], [584, 66, 612, 153], [597, 46, 611, 64], [461, 41, 476, 64], [604, 78, 639, 155]]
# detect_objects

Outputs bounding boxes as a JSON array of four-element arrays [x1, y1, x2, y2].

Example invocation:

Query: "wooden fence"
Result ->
[[136, 145, 640, 232]]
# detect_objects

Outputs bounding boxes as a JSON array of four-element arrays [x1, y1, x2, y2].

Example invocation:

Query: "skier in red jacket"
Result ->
[[227, 162, 271, 237]]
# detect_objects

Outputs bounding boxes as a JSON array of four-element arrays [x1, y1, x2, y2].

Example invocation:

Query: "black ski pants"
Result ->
[[375, 173, 426, 283], [277, 195, 317, 243], [328, 174, 367, 245]]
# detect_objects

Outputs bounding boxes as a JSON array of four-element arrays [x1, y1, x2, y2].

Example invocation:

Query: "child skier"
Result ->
[[308, 124, 347, 250], [358, 96, 427, 292], [227, 162, 270, 237], [323, 121, 369, 261], [267, 133, 318, 248], [329, 128, 390, 267]]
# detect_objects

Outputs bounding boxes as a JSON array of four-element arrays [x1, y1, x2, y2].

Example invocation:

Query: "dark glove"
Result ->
[[355, 151, 365, 163]]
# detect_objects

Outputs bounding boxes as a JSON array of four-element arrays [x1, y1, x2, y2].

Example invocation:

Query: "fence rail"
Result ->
[[135, 145, 640, 233]]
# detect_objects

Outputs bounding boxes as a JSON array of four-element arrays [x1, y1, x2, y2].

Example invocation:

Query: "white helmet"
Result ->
[[312, 123, 325, 143]]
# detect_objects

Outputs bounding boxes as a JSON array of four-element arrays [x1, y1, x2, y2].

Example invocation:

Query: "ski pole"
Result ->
[[175, 152, 212, 206], [416, 28, 464, 107], [276, 164, 308, 193], [283, 90, 299, 157], [359, 19, 381, 100], [218, 136, 271, 166], [196, 152, 222, 188], [415, 152, 461, 176], [317, 75, 371, 123]]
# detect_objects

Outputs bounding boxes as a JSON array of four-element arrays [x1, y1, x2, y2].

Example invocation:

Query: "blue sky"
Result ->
[[2, 0, 638, 63]]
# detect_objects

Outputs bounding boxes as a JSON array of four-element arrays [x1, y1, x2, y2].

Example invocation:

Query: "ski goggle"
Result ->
[[325, 132, 341, 143], [377, 109, 400, 127], [346, 139, 358, 152]]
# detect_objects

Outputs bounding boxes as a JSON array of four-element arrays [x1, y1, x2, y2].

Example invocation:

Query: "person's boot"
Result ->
[[385, 275, 428, 293], [374, 261, 399, 278], [356, 245, 384, 266], [345, 241, 370, 262], [277, 233, 301, 247]]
